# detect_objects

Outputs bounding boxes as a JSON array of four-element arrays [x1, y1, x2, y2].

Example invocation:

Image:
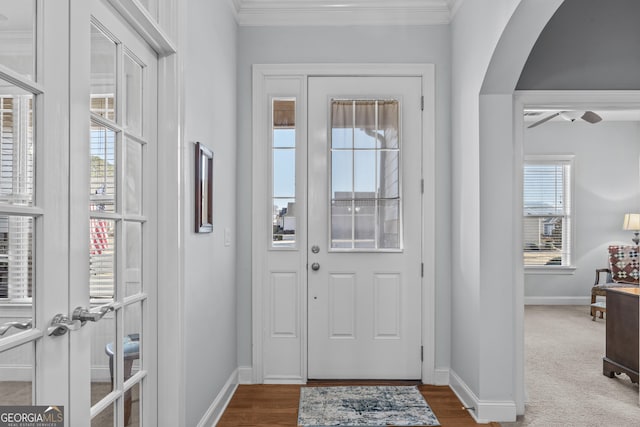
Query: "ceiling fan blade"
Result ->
[[581, 110, 602, 124], [527, 112, 562, 128]]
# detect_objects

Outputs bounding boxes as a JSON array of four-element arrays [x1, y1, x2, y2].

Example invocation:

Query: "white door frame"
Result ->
[[251, 63, 436, 384], [513, 89, 640, 413]]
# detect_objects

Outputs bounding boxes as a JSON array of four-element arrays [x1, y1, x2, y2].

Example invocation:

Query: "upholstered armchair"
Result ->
[[591, 245, 640, 318]]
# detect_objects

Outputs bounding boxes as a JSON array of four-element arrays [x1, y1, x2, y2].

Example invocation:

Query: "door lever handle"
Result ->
[[72, 305, 114, 326], [47, 314, 81, 336], [0, 320, 32, 336]]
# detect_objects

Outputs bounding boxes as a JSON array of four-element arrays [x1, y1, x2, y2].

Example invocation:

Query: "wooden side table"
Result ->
[[603, 287, 639, 383]]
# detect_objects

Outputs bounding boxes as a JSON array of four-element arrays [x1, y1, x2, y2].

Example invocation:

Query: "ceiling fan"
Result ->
[[527, 110, 602, 128]]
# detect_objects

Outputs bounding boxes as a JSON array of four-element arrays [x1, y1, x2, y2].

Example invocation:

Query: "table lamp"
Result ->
[[622, 213, 640, 244]]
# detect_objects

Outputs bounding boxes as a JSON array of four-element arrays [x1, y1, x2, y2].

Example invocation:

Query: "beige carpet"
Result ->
[[502, 305, 640, 426]]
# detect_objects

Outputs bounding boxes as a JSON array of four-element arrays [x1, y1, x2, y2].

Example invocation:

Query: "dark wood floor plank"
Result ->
[[217, 383, 501, 427]]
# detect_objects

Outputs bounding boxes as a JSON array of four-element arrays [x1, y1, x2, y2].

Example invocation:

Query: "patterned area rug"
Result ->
[[297, 386, 440, 426]]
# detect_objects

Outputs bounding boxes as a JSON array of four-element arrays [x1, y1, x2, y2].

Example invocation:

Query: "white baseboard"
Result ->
[[449, 370, 516, 423], [0, 366, 31, 381], [524, 296, 590, 305], [238, 366, 253, 384], [264, 375, 305, 384], [197, 369, 238, 427], [433, 368, 449, 385]]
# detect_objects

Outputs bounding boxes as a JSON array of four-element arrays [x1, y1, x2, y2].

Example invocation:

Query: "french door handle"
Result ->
[[47, 314, 81, 336], [72, 305, 114, 326], [0, 319, 33, 336]]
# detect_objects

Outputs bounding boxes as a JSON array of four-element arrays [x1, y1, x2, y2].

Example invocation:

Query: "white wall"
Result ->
[[450, 0, 521, 407], [451, 0, 564, 420], [236, 25, 452, 375], [524, 121, 640, 301], [183, 2, 238, 426]]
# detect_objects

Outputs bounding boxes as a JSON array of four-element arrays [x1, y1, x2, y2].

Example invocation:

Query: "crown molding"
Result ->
[[448, 0, 465, 19], [234, 0, 456, 26]]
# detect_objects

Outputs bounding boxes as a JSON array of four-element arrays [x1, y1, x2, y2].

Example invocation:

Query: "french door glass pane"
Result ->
[[0, 0, 35, 79], [127, 382, 141, 427], [124, 54, 143, 136], [0, 215, 33, 303], [91, 312, 116, 406], [90, 23, 116, 121], [0, 342, 33, 405], [330, 99, 401, 250], [0, 84, 34, 207], [125, 221, 142, 297], [125, 139, 142, 215], [89, 219, 115, 300], [90, 123, 116, 213], [123, 302, 142, 382], [91, 403, 114, 427]]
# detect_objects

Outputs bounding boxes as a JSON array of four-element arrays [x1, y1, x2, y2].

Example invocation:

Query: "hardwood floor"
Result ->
[[217, 382, 501, 427]]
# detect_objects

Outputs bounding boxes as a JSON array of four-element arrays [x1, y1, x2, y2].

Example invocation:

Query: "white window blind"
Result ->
[[523, 158, 573, 267]]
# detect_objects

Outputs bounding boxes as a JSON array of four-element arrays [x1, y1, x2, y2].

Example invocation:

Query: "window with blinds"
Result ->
[[523, 156, 573, 267]]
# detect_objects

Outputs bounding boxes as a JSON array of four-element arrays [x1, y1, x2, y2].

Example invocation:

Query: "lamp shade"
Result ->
[[623, 213, 640, 231]]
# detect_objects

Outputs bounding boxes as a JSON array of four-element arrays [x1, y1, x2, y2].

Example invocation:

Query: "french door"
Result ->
[[0, 1, 158, 426], [307, 76, 423, 379]]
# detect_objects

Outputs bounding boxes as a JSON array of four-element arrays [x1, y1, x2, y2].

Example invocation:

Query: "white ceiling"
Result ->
[[231, 0, 464, 26]]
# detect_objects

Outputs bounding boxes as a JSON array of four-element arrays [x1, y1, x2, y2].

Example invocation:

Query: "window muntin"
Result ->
[[523, 158, 573, 267], [272, 99, 296, 248], [330, 99, 401, 250]]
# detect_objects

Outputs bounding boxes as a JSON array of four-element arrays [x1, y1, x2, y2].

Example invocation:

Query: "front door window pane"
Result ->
[[330, 99, 401, 250], [0, 0, 35, 79]]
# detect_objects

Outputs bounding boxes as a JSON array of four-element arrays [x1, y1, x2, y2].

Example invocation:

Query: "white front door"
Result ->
[[307, 76, 423, 379], [0, 1, 158, 426]]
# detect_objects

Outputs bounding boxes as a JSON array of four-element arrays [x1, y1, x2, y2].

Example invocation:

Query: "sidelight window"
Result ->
[[272, 99, 296, 248]]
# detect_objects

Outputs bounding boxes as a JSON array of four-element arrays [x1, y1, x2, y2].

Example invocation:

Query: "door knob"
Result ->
[[72, 305, 114, 326], [47, 314, 81, 336], [311, 262, 320, 271], [0, 320, 32, 336], [311, 245, 320, 254]]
